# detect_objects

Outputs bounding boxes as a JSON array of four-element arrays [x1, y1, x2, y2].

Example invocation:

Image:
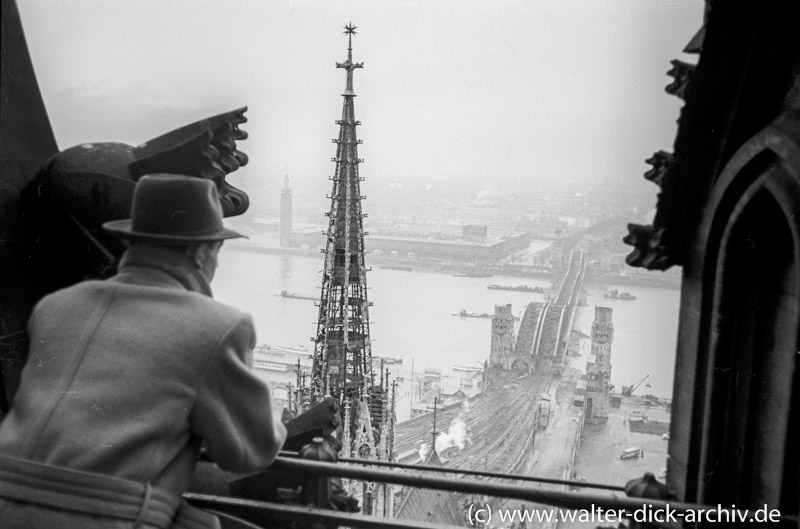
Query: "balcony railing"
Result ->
[[186, 448, 800, 529]]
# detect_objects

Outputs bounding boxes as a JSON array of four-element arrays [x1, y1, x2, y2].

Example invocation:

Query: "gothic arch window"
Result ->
[[695, 125, 800, 514]]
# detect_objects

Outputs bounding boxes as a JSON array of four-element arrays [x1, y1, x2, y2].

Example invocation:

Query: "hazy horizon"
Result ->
[[18, 0, 703, 208]]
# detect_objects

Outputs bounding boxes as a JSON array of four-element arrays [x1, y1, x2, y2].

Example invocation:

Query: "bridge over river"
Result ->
[[513, 249, 586, 366], [392, 250, 587, 475]]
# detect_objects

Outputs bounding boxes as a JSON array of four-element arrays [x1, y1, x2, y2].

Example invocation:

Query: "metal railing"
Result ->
[[287, 450, 626, 492], [185, 452, 800, 528]]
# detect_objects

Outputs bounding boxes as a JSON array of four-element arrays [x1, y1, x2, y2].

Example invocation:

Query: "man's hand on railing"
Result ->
[[330, 477, 360, 513], [284, 396, 342, 440]]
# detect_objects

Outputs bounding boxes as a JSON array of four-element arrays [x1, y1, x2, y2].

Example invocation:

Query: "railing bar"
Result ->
[[273, 456, 635, 512], [184, 493, 465, 529], [187, 489, 799, 529], [278, 449, 625, 492], [270, 456, 796, 522]]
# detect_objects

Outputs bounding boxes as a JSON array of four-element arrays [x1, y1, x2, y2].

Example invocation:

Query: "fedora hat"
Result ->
[[103, 174, 246, 243]]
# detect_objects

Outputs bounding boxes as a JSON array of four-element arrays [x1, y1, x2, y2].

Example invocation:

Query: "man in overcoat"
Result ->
[[0, 175, 287, 528]]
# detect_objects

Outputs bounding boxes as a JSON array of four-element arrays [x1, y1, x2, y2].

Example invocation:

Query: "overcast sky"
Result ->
[[18, 0, 703, 203]]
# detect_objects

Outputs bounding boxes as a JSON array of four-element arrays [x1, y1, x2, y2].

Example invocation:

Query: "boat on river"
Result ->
[[373, 356, 403, 365], [453, 271, 493, 278], [487, 284, 544, 293], [453, 310, 492, 319], [276, 290, 317, 301], [452, 363, 484, 373], [252, 344, 312, 373], [275, 343, 310, 354], [380, 264, 413, 272], [604, 289, 637, 301]]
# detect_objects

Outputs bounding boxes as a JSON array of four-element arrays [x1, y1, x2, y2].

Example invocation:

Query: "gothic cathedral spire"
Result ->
[[311, 22, 372, 412]]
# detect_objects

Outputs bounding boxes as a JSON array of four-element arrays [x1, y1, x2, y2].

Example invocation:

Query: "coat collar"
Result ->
[[115, 245, 213, 297]]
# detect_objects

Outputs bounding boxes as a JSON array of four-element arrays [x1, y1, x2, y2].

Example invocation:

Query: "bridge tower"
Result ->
[[310, 24, 393, 513], [490, 304, 515, 369], [279, 174, 292, 247], [585, 306, 614, 422], [591, 306, 614, 365]]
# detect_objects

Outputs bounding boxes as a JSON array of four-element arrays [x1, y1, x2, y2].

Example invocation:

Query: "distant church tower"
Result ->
[[280, 174, 292, 247]]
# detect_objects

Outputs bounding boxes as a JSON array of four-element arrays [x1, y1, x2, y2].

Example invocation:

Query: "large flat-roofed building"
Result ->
[[289, 223, 530, 264]]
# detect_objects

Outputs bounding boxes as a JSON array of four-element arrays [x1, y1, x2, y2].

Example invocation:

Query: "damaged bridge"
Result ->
[[495, 250, 586, 370], [394, 251, 586, 466], [390, 250, 586, 522]]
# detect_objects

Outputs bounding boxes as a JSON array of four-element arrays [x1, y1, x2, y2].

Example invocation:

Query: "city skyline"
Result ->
[[18, 0, 703, 208]]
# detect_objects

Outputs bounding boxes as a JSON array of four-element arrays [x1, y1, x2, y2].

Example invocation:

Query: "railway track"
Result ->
[[394, 370, 551, 476], [392, 252, 585, 476]]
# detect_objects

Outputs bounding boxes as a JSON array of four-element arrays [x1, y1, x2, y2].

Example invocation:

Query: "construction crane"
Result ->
[[622, 374, 650, 397]]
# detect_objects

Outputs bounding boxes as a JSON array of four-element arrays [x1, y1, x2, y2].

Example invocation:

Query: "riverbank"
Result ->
[[225, 238, 682, 289]]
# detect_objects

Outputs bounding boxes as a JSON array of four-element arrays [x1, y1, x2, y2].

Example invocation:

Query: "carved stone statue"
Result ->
[[22, 108, 251, 295]]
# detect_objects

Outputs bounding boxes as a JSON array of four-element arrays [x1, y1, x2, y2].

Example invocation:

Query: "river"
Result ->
[[214, 248, 680, 403]]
